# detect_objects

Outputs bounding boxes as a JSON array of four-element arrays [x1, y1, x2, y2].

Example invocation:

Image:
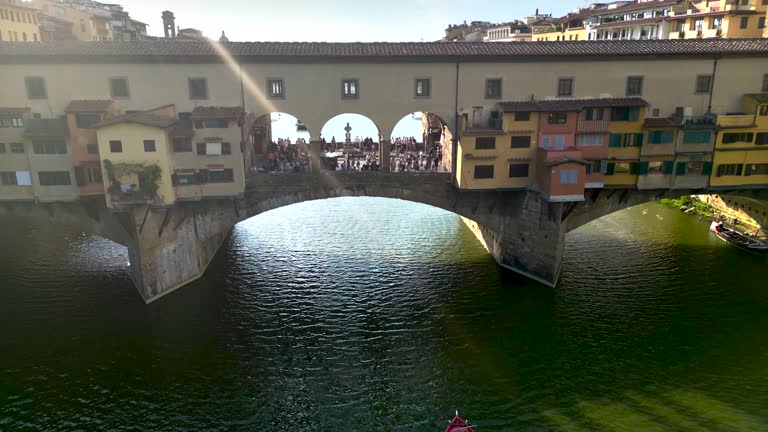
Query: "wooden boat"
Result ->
[[710, 220, 768, 254], [445, 411, 475, 432]]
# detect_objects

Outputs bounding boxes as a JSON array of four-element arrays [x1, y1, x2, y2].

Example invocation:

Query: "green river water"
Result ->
[[1, 198, 767, 431]]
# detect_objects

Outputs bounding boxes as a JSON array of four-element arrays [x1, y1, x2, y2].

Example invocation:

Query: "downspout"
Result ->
[[452, 59, 460, 187], [707, 57, 718, 115], [239, 59, 247, 180]]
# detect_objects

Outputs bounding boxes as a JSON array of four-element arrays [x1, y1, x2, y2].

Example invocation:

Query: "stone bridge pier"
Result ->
[[1, 174, 575, 302]]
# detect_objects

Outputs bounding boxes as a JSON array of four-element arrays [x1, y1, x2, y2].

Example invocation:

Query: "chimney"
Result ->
[[162, 10, 176, 38], [535, 8, 539, 16]]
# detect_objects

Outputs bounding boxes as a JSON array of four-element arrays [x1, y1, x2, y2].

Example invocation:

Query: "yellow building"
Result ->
[[34, 0, 108, 41], [456, 110, 538, 190], [668, 0, 768, 39], [95, 106, 178, 208], [0, 0, 40, 42], [711, 94, 768, 187], [605, 105, 646, 186]]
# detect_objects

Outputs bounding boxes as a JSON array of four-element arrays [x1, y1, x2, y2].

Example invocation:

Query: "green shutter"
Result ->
[[636, 133, 644, 148], [639, 161, 650, 175], [606, 163, 616, 175], [663, 160, 675, 174], [676, 162, 687, 176], [609, 134, 623, 148], [630, 162, 640, 175], [629, 107, 640, 121], [702, 161, 713, 176]]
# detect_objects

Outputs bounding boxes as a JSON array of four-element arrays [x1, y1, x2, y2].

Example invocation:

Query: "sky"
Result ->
[[271, 112, 423, 143], [124, 0, 581, 42]]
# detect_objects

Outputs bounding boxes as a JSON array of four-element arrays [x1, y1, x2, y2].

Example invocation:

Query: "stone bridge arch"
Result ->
[[564, 188, 768, 232]]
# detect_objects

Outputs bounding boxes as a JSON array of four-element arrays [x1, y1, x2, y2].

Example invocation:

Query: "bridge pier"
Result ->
[[380, 139, 391, 172], [460, 192, 565, 287], [121, 199, 244, 303]]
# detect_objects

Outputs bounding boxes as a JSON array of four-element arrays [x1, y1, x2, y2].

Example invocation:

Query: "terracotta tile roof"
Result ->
[[95, 111, 178, 129], [603, 0, 682, 15], [745, 93, 768, 102], [65, 100, 114, 113], [190, 106, 243, 120], [2, 39, 768, 62], [667, 9, 760, 20], [592, 16, 666, 30], [24, 118, 68, 136], [499, 97, 649, 112], [0, 107, 30, 117], [644, 117, 681, 127]]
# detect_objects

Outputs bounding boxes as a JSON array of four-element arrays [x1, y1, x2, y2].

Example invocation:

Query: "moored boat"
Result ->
[[710, 220, 768, 254], [445, 410, 475, 432]]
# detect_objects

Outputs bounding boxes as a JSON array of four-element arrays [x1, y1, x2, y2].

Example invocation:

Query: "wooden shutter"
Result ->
[[609, 134, 622, 148], [630, 162, 640, 175], [635, 133, 644, 148], [639, 161, 649, 175], [702, 161, 713, 176], [222, 142, 231, 155], [663, 161, 675, 175], [196, 143, 206, 155], [606, 163, 616, 175], [197, 169, 209, 183], [74, 166, 86, 186], [676, 162, 687, 176], [629, 108, 640, 121]]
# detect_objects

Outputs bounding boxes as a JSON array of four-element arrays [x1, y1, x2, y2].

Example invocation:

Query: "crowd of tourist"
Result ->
[[253, 136, 447, 174]]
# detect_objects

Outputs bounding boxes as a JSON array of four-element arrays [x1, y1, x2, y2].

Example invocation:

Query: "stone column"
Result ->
[[309, 139, 323, 173], [460, 191, 565, 287], [122, 199, 244, 303], [379, 139, 391, 173]]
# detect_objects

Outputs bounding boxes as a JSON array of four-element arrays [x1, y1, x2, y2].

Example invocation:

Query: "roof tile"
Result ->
[[1, 39, 768, 61], [65, 100, 114, 113], [499, 97, 649, 112]]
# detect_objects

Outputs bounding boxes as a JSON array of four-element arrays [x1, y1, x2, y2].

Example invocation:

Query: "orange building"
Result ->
[[64, 100, 116, 196]]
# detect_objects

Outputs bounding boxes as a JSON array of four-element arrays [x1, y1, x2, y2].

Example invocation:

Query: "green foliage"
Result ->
[[138, 165, 162, 194]]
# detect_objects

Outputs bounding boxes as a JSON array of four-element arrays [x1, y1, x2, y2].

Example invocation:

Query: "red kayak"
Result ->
[[445, 411, 475, 432]]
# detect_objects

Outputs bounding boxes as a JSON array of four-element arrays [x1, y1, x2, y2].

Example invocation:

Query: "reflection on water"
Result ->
[[0, 198, 767, 431]]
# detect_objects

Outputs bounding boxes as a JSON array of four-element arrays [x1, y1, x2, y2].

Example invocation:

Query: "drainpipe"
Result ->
[[452, 59, 460, 186], [239, 59, 247, 180], [707, 57, 718, 115]]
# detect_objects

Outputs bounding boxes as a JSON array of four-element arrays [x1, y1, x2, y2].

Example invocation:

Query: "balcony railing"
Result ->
[[682, 114, 717, 128], [109, 189, 157, 205], [576, 120, 610, 133]]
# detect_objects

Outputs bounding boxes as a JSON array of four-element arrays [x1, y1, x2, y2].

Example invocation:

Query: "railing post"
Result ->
[[309, 139, 323, 173], [380, 139, 391, 173]]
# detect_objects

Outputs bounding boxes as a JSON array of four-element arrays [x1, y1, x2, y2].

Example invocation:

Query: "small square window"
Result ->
[[143, 140, 156, 152], [474, 165, 494, 179], [25, 76, 47, 99], [740, 16, 749, 29], [76, 113, 101, 128], [695, 74, 712, 94], [109, 140, 122, 153], [188, 78, 208, 100], [475, 137, 496, 150], [514, 112, 531, 121], [485, 79, 502, 99], [548, 112, 568, 125], [557, 78, 573, 97], [342, 79, 359, 99], [110, 77, 130, 99], [10, 143, 24, 153], [509, 163, 529, 178], [415, 78, 431, 98], [626, 76, 643, 96], [267, 79, 284, 98], [511, 136, 531, 148], [87, 144, 99, 154]]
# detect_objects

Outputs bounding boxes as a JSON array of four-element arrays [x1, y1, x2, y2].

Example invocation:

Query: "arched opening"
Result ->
[[247, 112, 312, 174], [389, 111, 451, 173], [320, 113, 381, 172]]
